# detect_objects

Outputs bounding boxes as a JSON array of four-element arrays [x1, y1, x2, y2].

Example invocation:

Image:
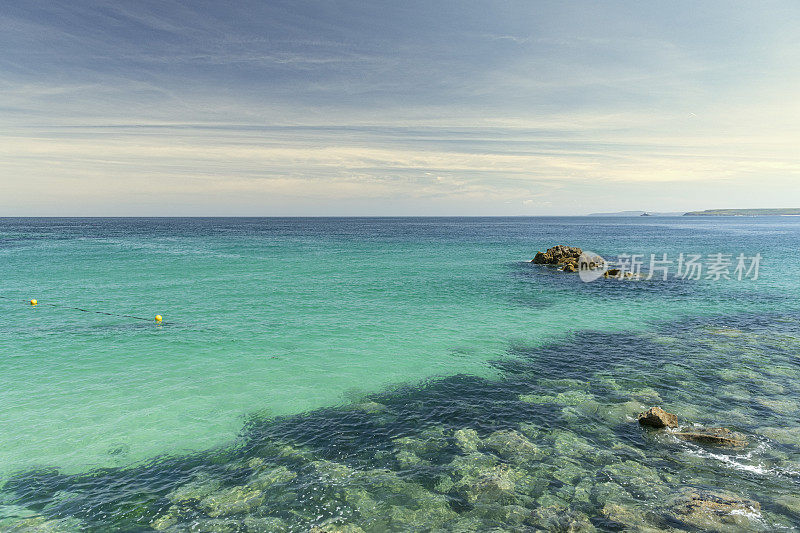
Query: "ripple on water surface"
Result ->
[[2, 313, 800, 531]]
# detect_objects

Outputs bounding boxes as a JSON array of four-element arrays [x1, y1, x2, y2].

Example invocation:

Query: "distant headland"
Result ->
[[588, 208, 800, 217], [683, 208, 800, 216]]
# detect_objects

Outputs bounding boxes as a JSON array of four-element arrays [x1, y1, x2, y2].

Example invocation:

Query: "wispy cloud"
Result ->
[[0, 1, 799, 214]]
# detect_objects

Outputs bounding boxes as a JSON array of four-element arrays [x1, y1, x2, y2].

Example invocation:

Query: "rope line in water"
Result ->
[[0, 295, 166, 324]]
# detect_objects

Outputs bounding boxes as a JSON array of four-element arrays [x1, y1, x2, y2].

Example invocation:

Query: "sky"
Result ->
[[1, 1, 799, 216]]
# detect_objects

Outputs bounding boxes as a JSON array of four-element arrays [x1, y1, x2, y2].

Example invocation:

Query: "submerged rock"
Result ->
[[601, 502, 663, 532], [395, 449, 428, 469], [312, 460, 355, 484], [637, 406, 678, 428], [352, 400, 387, 414], [453, 428, 481, 453], [532, 505, 596, 532], [242, 517, 291, 532], [599, 400, 649, 425], [248, 464, 297, 489], [669, 489, 762, 531], [0, 516, 86, 533], [460, 464, 518, 504], [309, 519, 365, 533], [167, 475, 223, 504], [482, 429, 541, 461], [469, 503, 530, 527], [601, 460, 667, 499], [520, 389, 594, 406], [200, 485, 265, 517], [393, 427, 448, 459], [673, 428, 748, 447], [759, 426, 800, 446], [149, 513, 179, 531], [775, 494, 800, 515]]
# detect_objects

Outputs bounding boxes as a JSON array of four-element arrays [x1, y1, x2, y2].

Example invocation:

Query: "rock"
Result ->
[[384, 504, 458, 530], [448, 451, 498, 481], [471, 503, 530, 525], [446, 452, 523, 505], [0, 516, 86, 533], [603, 268, 622, 278], [562, 263, 577, 272], [149, 513, 178, 531], [393, 428, 448, 458], [602, 502, 663, 532], [338, 468, 456, 531], [243, 517, 290, 532], [341, 486, 381, 521], [482, 429, 541, 461], [759, 426, 800, 446], [309, 519, 365, 533], [599, 400, 649, 425], [531, 245, 583, 265], [601, 460, 667, 499], [592, 481, 630, 507], [673, 427, 748, 447], [200, 485, 265, 517], [551, 457, 584, 485], [353, 400, 386, 414], [248, 464, 297, 489], [167, 475, 223, 504], [182, 518, 244, 533], [461, 465, 517, 504], [518, 422, 541, 440], [520, 389, 594, 406], [630, 387, 663, 404], [637, 406, 678, 428], [395, 449, 428, 468], [453, 428, 481, 453], [571, 477, 594, 504], [312, 460, 354, 484], [532, 506, 596, 532], [448, 516, 488, 532], [669, 489, 761, 531], [433, 474, 455, 494], [775, 494, 800, 515]]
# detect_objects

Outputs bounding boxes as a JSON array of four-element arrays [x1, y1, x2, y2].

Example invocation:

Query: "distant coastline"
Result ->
[[588, 208, 800, 217], [683, 208, 800, 216]]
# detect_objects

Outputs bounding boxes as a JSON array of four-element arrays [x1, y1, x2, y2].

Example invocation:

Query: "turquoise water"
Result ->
[[1, 217, 799, 531]]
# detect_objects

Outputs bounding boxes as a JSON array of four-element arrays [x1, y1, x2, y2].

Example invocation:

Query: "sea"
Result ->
[[0, 217, 798, 531]]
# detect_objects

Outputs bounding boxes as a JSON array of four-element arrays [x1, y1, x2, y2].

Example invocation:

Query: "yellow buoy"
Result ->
[[155, 315, 163, 323], [30, 299, 37, 306]]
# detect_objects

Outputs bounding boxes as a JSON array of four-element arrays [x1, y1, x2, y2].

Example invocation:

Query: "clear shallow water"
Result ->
[[1, 217, 799, 531]]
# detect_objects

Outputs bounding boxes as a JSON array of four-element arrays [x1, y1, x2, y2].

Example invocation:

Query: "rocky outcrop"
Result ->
[[531, 245, 607, 274], [531, 245, 582, 266], [638, 407, 748, 446], [637, 407, 678, 428], [674, 428, 748, 447]]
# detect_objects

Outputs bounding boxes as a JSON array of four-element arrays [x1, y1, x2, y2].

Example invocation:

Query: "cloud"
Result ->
[[1, 1, 799, 214]]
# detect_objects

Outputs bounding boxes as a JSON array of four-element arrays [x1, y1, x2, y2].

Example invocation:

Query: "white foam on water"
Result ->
[[682, 442, 777, 477]]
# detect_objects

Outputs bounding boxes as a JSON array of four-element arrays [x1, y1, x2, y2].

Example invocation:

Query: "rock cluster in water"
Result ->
[[638, 406, 749, 447], [531, 245, 583, 272], [531, 245, 606, 274]]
